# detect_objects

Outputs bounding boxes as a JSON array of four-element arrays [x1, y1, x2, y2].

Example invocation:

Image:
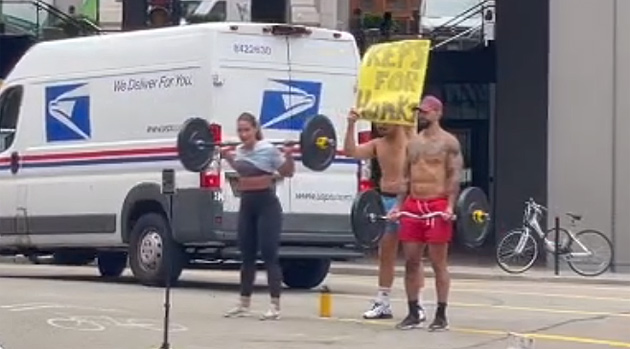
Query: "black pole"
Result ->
[[554, 216, 560, 276], [160, 169, 176, 349]]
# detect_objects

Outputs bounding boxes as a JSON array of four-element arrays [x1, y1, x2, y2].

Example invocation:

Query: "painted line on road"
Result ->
[[330, 274, 630, 302], [334, 294, 630, 319], [453, 288, 630, 303], [325, 317, 630, 348]]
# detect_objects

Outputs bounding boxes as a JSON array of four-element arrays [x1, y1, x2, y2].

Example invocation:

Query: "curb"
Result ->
[[3, 257, 628, 286], [330, 265, 630, 286], [0, 256, 32, 265]]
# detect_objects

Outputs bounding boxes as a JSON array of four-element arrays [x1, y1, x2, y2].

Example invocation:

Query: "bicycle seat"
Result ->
[[566, 212, 582, 221]]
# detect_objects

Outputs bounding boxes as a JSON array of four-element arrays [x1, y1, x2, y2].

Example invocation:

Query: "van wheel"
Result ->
[[281, 258, 330, 289], [97, 252, 127, 278], [128, 213, 184, 287]]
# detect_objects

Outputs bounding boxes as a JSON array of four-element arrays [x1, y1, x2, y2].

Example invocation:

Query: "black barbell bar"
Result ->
[[177, 114, 338, 173], [193, 139, 302, 149]]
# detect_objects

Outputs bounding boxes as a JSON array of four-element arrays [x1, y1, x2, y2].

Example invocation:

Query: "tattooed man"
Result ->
[[389, 95, 464, 331]]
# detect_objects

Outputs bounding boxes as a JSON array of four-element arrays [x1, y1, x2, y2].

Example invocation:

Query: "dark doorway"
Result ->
[[122, 0, 149, 30], [252, 0, 287, 23], [0, 35, 35, 80]]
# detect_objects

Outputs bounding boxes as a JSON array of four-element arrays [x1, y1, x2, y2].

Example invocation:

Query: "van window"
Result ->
[[0, 86, 24, 153], [208, 0, 226, 20], [424, 0, 480, 17], [194, 0, 226, 21]]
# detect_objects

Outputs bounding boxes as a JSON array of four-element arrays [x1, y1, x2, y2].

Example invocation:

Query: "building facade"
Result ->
[[495, 0, 630, 273], [548, 0, 630, 272], [349, 0, 420, 18]]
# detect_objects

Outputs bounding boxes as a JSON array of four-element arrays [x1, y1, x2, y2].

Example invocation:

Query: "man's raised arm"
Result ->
[[343, 109, 377, 160], [445, 135, 464, 212]]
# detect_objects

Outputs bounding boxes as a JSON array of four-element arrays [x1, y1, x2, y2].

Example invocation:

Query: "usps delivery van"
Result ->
[[0, 22, 373, 288]]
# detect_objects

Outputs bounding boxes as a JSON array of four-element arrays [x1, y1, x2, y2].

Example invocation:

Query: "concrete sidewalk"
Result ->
[[330, 259, 630, 286], [3, 255, 629, 286]]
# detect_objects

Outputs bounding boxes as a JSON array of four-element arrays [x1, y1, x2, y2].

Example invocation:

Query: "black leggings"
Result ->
[[237, 188, 283, 299]]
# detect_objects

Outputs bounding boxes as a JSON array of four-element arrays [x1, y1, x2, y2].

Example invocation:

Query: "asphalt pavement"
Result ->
[[0, 263, 628, 349]]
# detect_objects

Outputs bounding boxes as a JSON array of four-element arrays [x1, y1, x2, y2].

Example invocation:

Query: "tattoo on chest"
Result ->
[[409, 139, 447, 164], [422, 141, 446, 157]]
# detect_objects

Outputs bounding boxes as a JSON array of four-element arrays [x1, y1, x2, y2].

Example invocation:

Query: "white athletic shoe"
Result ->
[[259, 307, 281, 321], [362, 301, 393, 319], [224, 305, 251, 318]]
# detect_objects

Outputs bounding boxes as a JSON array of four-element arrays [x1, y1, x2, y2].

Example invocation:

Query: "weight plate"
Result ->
[[177, 117, 215, 172], [351, 189, 386, 249], [455, 186, 492, 249], [300, 114, 337, 172]]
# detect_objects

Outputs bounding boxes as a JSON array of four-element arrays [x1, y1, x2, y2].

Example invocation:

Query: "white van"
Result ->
[[0, 22, 373, 289]]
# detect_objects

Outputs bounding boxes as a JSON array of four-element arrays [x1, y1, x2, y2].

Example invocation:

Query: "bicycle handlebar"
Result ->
[[527, 198, 547, 212]]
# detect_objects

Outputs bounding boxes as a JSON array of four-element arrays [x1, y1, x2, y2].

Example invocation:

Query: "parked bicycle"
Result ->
[[496, 198, 613, 276]]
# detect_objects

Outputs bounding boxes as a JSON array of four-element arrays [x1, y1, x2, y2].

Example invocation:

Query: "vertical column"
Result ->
[[547, 0, 614, 265], [613, 0, 630, 272], [494, 0, 549, 241]]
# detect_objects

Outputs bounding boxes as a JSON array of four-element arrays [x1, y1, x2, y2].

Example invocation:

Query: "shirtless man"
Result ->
[[344, 109, 415, 320], [390, 95, 463, 331]]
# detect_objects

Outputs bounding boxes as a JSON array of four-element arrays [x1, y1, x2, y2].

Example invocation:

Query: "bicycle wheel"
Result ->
[[496, 229, 539, 274], [567, 229, 613, 277]]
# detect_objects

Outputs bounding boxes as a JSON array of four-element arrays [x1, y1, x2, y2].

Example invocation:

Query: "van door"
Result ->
[[286, 31, 359, 229], [213, 28, 291, 232], [0, 85, 25, 244]]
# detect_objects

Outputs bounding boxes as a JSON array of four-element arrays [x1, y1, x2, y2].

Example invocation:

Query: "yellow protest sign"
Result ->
[[356, 40, 431, 127]]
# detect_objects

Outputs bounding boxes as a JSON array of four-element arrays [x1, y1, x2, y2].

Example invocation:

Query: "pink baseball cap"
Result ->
[[413, 95, 443, 112]]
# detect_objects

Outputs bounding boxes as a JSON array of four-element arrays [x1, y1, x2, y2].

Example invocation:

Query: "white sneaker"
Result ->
[[362, 301, 393, 319], [259, 307, 281, 321], [224, 305, 251, 318]]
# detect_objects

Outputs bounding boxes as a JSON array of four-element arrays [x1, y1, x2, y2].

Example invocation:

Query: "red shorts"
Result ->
[[399, 197, 453, 244]]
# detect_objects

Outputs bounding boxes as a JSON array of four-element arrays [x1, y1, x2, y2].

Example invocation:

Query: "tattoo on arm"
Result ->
[[446, 138, 464, 209]]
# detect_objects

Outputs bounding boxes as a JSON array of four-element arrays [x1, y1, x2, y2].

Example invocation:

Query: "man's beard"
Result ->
[[418, 119, 432, 130]]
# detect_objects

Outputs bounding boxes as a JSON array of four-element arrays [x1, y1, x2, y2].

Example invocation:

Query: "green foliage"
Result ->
[[362, 13, 382, 29], [361, 13, 402, 32]]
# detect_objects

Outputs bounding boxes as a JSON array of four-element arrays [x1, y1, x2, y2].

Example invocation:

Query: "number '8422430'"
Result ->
[[233, 44, 272, 55]]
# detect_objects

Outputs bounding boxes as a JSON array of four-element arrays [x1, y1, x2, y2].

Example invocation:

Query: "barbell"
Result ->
[[176, 114, 338, 172], [351, 187, 492, 249]]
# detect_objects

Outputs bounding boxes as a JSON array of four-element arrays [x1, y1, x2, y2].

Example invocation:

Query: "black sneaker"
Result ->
[[428, 316, 449, 331], [395, 312, 426, 330]]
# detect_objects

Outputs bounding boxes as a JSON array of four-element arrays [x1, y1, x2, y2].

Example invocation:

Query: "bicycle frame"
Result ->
[[514, 198, 594, 259]]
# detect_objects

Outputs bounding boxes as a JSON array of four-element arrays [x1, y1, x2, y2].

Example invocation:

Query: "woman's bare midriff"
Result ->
[[238, 175, 275, 191]]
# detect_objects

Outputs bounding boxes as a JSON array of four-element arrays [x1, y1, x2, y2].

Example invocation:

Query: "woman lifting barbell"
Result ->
[[221, 112, 295, 321]]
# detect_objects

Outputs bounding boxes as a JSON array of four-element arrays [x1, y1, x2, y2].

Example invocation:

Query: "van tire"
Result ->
[[128, 213, 184, 287], [97, 252, 127, 278], [281, 258, 330, 289]]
